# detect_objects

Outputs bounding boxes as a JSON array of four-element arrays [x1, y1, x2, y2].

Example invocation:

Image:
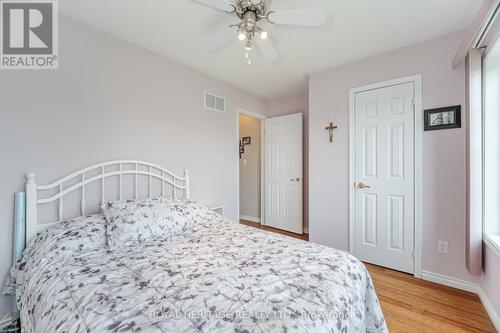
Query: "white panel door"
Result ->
[[264, 113, 303, 234], [354, 82, 415, 273]]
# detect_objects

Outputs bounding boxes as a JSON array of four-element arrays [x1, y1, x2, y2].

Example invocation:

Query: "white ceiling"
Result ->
[[60, 0, 483, 100]]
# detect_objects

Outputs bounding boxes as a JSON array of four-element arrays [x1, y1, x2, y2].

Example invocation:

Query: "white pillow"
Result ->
[[102, 196, 189, 248]]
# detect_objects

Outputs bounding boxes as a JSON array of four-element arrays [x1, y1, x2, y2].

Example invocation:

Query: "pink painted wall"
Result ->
[[309, 31, 478, 282], [267, 92, 309, 230]]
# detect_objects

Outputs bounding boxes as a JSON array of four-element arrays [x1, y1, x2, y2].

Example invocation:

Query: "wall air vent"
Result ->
[[204, 92, 225, 113]]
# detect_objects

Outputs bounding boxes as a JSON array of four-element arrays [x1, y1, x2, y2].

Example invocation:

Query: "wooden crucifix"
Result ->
[[325, 122, 338, 143]]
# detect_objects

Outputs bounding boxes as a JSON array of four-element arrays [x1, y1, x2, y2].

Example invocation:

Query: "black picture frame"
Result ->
[[242, 136, 251, 145], [239, 140, 245, 159], [424, 105, 461, 131]]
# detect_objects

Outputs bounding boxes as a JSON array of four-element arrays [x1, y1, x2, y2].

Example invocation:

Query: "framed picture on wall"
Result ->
[[424, 105, 461, 131], [242, 136, 251, 145], [239, 140, 244, 159]]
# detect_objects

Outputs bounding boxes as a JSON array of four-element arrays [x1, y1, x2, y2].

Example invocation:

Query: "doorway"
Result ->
[[237, 110, 304, 235], [349, 75, 423, 276], [238, 112, 263, 224]]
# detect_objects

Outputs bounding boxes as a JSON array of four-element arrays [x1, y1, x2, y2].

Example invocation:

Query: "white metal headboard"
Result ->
[[25, 160, 190, 243]]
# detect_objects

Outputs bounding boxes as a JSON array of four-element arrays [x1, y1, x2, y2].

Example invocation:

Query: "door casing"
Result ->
[[348, 74, 423, 278]]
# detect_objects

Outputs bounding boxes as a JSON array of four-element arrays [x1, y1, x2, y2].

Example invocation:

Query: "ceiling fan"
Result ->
[[192, 0, 327, 64]]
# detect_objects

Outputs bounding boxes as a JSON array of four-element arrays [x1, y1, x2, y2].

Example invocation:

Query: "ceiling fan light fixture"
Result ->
[[193, 0, 327, 63], [238, 31, 247, 41]]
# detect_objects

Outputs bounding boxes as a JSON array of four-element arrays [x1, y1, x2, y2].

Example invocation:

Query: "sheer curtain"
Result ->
[[483, 40, 500, 238]]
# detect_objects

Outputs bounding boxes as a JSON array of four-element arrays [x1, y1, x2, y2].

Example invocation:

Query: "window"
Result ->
[[483, 38, 500, 241]]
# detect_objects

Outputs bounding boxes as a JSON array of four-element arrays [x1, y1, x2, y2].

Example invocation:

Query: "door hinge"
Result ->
[[412, 99, 416, 109], [412, 250, 415, 260]]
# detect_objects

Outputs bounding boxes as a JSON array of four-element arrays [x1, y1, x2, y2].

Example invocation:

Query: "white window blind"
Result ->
[[484, 39, 500, 236]]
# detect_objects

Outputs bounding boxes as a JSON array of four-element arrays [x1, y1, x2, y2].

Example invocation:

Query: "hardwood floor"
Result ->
[[240, 220, 496, 332], [240, 220, 309, 241], [367, 264, 495, 333]]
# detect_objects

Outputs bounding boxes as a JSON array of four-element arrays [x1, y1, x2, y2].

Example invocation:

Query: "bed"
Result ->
[[3, 161, 387, 332]]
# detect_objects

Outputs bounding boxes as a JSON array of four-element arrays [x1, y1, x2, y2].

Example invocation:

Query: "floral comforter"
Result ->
[[4, 201, 387, 332]]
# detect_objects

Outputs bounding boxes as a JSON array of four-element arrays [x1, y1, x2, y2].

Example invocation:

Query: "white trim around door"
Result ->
[[348, 74, 423, 278], [236, 108, 267, 226]]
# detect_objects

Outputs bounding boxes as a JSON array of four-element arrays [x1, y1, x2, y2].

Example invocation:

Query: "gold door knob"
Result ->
[[356, 182, 371, 189]]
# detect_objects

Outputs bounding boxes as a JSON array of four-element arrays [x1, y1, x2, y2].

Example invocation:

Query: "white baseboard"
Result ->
[[478, 287, 500, 332], [421, 270, 478, 293], [240, 215, 261, 223], [422, 270, 499, 331]]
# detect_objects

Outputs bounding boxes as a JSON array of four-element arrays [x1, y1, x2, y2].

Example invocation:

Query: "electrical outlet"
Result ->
[[438, 241, 449, 254]]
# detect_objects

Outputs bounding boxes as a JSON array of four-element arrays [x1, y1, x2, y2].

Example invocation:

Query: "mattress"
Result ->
[[4, 202, 387, 332]]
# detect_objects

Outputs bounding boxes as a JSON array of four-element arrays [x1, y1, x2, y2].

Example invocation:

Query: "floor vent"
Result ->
[[204, 92, 225, 113]]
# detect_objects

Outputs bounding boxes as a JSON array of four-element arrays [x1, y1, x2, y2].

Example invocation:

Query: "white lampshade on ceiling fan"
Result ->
[[191, 0, 327, 63]]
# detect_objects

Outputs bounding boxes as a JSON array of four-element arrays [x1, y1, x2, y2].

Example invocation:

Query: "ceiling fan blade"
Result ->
[[268, 9, 327, 27], [191, 0, 234, 12], [206, 25, 236, 52], [255, 37, 278, 62]]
